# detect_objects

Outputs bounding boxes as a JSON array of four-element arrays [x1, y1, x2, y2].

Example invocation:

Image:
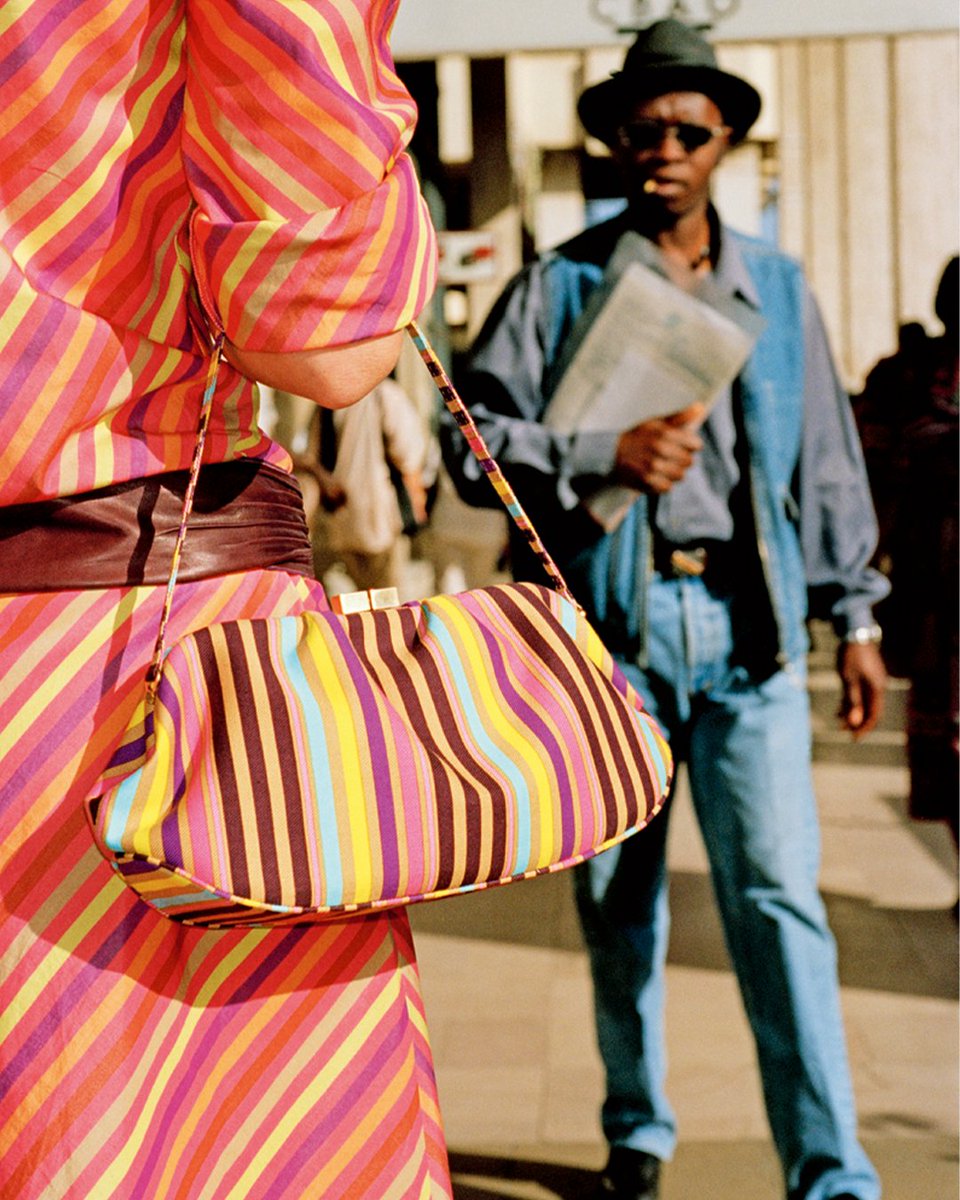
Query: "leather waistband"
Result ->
[[0, 460, 315, 593]]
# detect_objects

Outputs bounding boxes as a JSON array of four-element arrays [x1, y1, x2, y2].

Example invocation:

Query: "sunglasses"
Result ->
[[616, 119, 730, 154]]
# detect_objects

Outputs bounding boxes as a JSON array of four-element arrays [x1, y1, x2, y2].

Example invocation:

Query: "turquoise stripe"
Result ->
[[148, 888, 293, 914], [150, 887, 227, 908], [557, 594, 579, 640], [425, 604, 532, 868], [102, 768, 141, 852], [642, 722, 672, 795], [278, 619, 345, 907]]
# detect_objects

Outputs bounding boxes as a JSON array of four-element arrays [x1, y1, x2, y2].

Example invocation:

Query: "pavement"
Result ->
[[396, 540, 960, 1200]]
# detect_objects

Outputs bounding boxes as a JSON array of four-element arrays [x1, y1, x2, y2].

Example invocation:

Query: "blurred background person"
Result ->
[[289, 375, 432, 596], [442, 20, 887, 1200], [856, 256, 960, 857]]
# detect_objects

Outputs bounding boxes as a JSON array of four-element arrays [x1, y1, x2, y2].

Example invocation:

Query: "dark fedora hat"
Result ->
[[578, 19, 761, 146]]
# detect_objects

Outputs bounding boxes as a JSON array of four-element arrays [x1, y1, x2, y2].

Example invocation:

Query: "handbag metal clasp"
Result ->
[[330, 587, 401, 615]]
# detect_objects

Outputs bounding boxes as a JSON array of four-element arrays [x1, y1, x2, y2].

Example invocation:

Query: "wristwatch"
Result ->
[[843, 623, 883, 645]]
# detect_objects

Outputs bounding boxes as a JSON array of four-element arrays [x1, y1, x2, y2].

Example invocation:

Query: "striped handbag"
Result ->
[[86, 326, 672, 927]]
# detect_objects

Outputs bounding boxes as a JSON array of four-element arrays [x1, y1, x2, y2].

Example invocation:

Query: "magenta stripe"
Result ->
[[473, 620, 582, 864], [319, 616, 402, 897], [0, 902, 151, 1096], [265, 999, 410, 1194], [126, 928, 316, 1194]]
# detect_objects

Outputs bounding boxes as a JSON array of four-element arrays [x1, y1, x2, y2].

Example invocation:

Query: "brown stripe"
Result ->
[[590, 661, 662, 822], [366, 610, 463, 892], [252, 620, 316, 907], [494, 586, 646, 835], [194, 626, 252, 899], [364, 608, 498, 892], [428, 608, 512, 882], [222, 623, 284, 904]]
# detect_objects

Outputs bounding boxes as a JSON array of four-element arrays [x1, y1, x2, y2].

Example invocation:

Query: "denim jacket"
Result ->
[[443, 214, 888, 673]]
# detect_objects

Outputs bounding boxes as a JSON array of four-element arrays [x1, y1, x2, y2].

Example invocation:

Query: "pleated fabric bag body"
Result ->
[[87, 326, 672, 927]]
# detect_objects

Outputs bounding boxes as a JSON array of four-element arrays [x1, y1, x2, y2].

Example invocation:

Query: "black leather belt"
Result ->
[[652, 537, 737, 582]]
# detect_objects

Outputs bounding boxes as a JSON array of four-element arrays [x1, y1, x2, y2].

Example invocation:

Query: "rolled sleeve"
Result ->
[[799, 293, 890, 633], [185, 0, 436, 350], [446, 262, 619, 518]]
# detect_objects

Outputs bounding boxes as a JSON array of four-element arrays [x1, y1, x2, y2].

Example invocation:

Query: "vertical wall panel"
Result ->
[[777, 41, 807, 262], [508, 53, 582, 149], [804, 39, 847, 373], [842, 37, 897, 383], [437, 30, 959, 389], [437, 56, 473, 163], [714, 143, 763, 237], [716, 44, 780, 143], [893, 34, 960, 329]]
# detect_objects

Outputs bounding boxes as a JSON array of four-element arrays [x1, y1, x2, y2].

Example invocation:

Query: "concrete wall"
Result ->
[[408, 27, 959, 389], [393, 0, 957, 59]]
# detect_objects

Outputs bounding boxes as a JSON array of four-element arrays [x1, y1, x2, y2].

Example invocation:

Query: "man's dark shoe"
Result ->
[[597, 1147, 661, 1200]]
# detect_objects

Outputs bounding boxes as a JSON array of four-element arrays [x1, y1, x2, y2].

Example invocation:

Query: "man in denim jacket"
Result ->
[[442, 20, 887, 1200]]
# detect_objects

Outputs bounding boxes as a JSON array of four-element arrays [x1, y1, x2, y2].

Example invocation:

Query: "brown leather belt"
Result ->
[[0, 460, 315, 593]]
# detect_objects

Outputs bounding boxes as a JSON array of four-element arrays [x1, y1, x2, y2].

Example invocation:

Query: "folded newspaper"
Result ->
[[543, 231, 764, 530]]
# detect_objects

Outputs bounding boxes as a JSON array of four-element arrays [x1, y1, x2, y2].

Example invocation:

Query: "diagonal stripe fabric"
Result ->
[[2, 0, 448, 1192], [0, 571, 452, 1198], [0, 0, 436, 506]]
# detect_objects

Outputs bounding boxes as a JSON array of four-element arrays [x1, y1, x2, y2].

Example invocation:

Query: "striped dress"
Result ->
[[0, 1, 448, 1196]]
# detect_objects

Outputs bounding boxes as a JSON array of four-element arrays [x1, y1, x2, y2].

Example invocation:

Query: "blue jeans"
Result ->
[[574, 574, 880, 1200]]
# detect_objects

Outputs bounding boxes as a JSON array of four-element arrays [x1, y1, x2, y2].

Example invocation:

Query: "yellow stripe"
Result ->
[[150, 924, 344, 1197], [90, 934, 268, 1194], [304, 623, 374, 904], [0, 589, 139, 761], [182, 90, 287, 227], [244, 621, 299, 904], [223, 972, 404, 1200], [0, 899, 172, 1165], [0, 863, 117, 1092], [430, 595, 555, 865]]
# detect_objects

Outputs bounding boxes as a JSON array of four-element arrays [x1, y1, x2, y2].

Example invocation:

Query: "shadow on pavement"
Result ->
[[410, 864, 959, 1000], [448, 1151, 596, 1200]]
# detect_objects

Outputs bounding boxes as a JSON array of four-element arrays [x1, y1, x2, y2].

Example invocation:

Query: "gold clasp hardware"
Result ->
[[330, 587, 401, 615]]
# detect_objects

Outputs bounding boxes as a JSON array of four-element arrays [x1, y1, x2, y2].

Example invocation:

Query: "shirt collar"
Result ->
[[710, 216, 761, 310], [620, 205, 761, 311]]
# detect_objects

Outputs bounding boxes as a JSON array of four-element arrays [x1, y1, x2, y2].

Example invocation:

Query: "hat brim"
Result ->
[[578, 64, 761, 146]]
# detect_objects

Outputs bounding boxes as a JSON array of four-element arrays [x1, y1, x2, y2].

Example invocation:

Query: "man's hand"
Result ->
[[613, 403, 705, 494], [318, 472, 348, 514], [836, 641, 887, 739], [399, 471, 429, 526], [293, 460, 347, 512]]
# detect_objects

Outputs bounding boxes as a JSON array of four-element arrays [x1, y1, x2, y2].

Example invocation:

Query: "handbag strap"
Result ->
[[145, 335, 224, 698], [406, 321, 577, 606], [146, 323, 579, 700]]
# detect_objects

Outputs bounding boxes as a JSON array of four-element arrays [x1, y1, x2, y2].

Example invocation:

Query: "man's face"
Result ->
[[612, 91, 730, 217]]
